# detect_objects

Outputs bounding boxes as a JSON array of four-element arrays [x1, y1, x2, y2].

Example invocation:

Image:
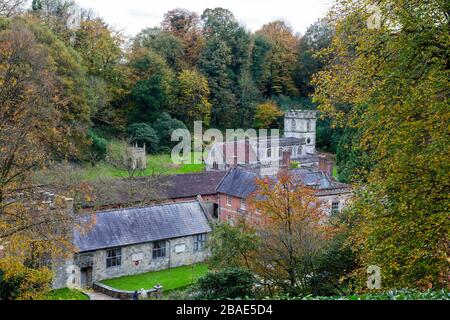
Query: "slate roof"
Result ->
[[216, 168, 259, 198], [82, 171, 226, 209], [159, 171, 226, 199], [216, 168, 351, 198], [74, 201, 212, 252]]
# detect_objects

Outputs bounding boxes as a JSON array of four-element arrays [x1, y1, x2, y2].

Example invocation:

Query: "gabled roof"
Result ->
[[74, 201, 212, 252], [216, 168, 351, 199], [159, 171, 226, 199], [82, 171, 226, 209], [216, 168, 258, 198]]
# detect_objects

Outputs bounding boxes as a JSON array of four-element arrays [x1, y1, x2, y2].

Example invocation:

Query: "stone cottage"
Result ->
[[53, 200, 212, 289]]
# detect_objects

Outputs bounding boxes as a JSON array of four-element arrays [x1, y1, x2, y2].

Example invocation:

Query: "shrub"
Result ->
[[0, 259, 52, 300], [127, 122, 159, 154], [87, 130, 108, 165], [194, 267, 256, 300]]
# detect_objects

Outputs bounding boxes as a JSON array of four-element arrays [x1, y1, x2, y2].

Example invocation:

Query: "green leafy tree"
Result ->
[[86, 130, 108, 165], [127, 48, 175, 123], [256, 21, 299, 97], [133, 27, 186, 71], [208, 222, 259, 270], [126, 123, 159, 154], [175, 69, 212, 127], [152, 113, 187, 152], [313, 0, 450, 289], [254, 101, 284, 129]]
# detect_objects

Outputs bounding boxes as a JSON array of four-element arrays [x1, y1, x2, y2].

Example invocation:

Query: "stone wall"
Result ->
[[93, 282, 163, 300]]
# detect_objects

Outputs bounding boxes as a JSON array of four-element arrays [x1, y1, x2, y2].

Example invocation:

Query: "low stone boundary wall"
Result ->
[[93, 282, 163, 300]]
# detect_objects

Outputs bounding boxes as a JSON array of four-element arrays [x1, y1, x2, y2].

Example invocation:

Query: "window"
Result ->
[[152, 241, 166, 259], [331, 201, 340, 215], [307, 120, 311, 132], [106, 248, 121, 268], [267, 148, 272, 158], [213, 162, 219, 170], [194, 234, 207, 252], [240, 198, 246, 211], [226, 195, 232, 206], [291, 119, 296, 130], [279, 148, 283, 157]]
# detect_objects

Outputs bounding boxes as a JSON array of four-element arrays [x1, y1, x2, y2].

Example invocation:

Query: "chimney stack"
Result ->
[[279, 150, 292, 175], [319, 156, 334, 176]]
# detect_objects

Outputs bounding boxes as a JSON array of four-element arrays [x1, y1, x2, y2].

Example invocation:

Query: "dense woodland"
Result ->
[[0, 0, 448, 299]]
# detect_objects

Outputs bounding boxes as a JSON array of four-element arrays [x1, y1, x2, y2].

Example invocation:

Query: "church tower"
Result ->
[[284, 110, 317, 154]]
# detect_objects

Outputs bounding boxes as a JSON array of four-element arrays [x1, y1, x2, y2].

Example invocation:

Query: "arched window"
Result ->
[[291, 119, 296, 131]]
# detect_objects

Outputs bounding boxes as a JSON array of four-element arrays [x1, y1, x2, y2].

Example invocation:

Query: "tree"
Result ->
[[0, 0, 26, 17], [198, 37, 237, 128], [0, 17, 92, 264], [126, 123, 159, 154], [313, 0, 449, 289], [254, 101, 284, 129], [74, 18, 124, 126], [199, 8, 252, 128], [0, 258, 52, 300], [247, 174, 337, 296], [86, 130, 108, 165], [127, 48, 175, 123], [175, 69, 212, 127], [195, 267, 256, 300], [133, 27, 186, 71], [294, 20, 333, 96], [256, 21, 299, 97], [208, 221, 259, 270], [152, 113, 187, 153], [161, 8, 204, 66]]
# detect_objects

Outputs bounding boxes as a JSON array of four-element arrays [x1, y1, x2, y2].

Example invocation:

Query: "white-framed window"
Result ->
[[240, 198, 246, 211], [267, 148, 272, 158], [226, 195, 232, 206], [194, 234, 208, 252], [106, 248, 121, 268]]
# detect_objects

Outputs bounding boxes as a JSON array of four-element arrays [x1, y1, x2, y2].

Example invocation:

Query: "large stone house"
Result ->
[[215, 165, 352, 224], [205, 110, 320, 172], [53, 200, 212, 289]]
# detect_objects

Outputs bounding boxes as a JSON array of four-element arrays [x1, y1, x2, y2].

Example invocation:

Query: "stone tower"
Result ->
[[284, 110, 317, 154]]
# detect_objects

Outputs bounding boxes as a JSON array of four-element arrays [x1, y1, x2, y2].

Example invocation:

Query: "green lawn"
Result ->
[[101, 263, 208, 292], [81, 152, 205, 180], [45, 288, 89, 300]]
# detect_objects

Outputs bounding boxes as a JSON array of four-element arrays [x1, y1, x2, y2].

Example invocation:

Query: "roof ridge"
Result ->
[[95, 200, 200, 214]]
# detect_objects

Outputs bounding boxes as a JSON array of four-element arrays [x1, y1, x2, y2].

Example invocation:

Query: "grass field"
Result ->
[[45, 288, 89, 300], [101, 263, 208, 292], [80, 152, 205, 181]]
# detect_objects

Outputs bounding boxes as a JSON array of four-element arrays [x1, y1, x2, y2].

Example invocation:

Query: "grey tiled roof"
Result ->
[[216, 168, 258, 198], [74, 201, 212, 252], [216, 168, 351, 198], [159, 171, 226, 199]]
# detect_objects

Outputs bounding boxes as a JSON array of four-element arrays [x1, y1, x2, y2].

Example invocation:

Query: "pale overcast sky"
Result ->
[[75, 0, 335, 37]]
